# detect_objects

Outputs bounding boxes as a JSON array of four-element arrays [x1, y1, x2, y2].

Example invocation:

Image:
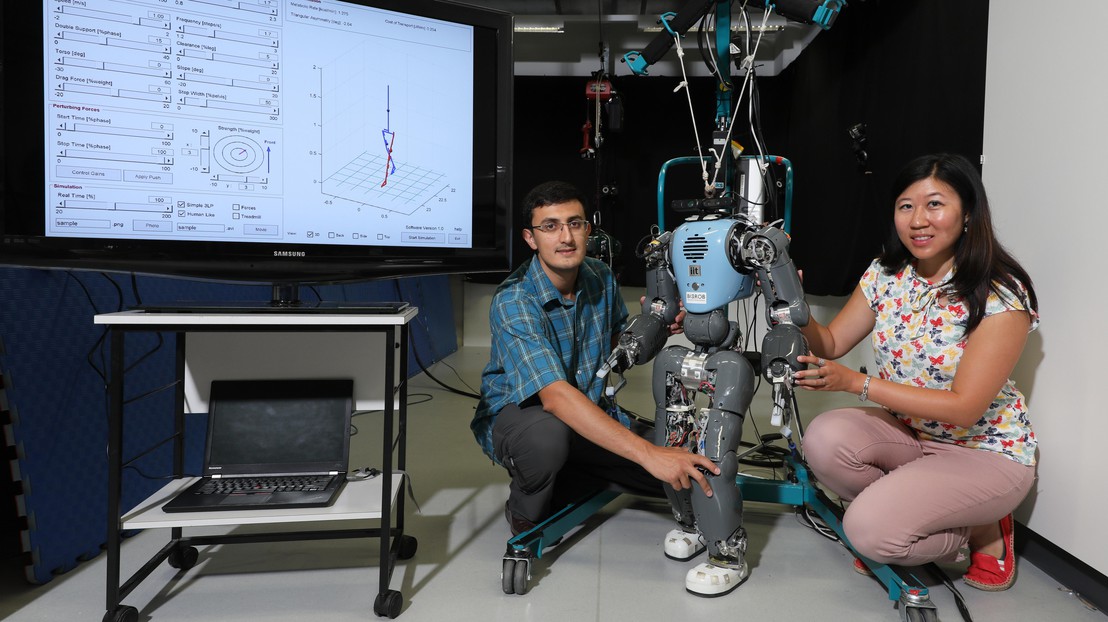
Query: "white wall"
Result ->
[[984, 1, 1108, 575]]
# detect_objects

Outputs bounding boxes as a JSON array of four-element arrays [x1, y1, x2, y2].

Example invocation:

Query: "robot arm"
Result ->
[[598, 231, 680, 379], [623, 0, 715, 75], [623, 0, 846, 76], [732, 225, 809, 328], [730, 223, 810, 426]]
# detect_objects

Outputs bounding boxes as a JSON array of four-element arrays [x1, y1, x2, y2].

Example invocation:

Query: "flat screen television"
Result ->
[[0, 0, 513, 299]]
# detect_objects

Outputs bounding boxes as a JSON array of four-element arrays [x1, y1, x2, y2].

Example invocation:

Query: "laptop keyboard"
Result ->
[[195, 475, 335, 495]]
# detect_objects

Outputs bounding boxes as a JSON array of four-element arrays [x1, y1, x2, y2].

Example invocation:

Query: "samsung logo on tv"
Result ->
[[273, 250, 306, 257]]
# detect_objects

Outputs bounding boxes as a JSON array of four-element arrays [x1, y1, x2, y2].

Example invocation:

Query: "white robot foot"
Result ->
[[663, 528, 706, 561], [685, 558, 749, 597]]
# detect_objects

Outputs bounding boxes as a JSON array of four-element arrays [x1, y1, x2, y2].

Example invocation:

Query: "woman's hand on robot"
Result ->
[[795, 353, 852, 392]]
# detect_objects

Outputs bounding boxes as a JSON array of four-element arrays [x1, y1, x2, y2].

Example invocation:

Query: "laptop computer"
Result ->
[[163, 378, 354, 513]]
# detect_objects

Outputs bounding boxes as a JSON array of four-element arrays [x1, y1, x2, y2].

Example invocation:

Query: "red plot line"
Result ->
[[380, 132, 397, 187]]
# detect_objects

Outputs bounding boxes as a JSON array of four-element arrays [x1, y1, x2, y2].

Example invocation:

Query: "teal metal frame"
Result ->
[[656, 154, 794, 232], [501, 456, 937, 619]]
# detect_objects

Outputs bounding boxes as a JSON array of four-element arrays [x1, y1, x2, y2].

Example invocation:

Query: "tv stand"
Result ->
[[94, 307, 418, 620], [271, 282, 301, 306], [133, 300, 410, 314], [133, 282, 410, 314]]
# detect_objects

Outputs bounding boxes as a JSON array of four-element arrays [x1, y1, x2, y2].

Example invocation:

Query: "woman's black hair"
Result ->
[[519, 181, 589, 228], [877, 153, 1038, 332]]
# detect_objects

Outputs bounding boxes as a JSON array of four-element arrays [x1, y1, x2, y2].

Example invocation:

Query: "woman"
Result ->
[[795, 153, 1038, 591]]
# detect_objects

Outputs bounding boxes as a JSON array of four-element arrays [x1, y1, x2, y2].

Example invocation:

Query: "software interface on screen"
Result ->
[[45, 0, 476, 249]]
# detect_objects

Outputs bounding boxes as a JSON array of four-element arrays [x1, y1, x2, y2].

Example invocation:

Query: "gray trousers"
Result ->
[[492, 402, 664, 523]]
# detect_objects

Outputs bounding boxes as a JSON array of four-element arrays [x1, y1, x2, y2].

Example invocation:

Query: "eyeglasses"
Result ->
[[529, 219, 589, 235]]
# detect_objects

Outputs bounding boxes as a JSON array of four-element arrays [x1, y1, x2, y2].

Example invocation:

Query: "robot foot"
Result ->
[[685, 557, 749, 598], [663, 528, 706, 561]]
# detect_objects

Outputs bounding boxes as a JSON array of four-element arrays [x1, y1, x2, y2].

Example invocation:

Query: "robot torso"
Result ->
[[671, 217, 755, 314]]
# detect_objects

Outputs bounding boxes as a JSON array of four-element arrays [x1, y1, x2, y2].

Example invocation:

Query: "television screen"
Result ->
[[1, 0, 513, 286]]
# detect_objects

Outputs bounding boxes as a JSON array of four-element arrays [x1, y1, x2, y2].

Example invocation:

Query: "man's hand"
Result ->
[[669, 307, 687, 335], [639, 444, 720, 497], [539, 381, 719, 497]]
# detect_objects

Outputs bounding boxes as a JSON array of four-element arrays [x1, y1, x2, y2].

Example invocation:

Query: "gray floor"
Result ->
[[1, 344, 1103, 622]]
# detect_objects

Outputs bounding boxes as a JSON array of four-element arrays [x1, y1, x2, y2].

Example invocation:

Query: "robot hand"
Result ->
[[598, 313, 670, 379], [761, 324, 808, 384]]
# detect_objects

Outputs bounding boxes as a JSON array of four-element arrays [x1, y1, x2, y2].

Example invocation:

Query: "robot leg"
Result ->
[[686, 350, 756, 596], [651, 346, 703, 561], [691, 410, 745, 561]]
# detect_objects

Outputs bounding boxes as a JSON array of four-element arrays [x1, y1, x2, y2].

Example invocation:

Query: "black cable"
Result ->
[[925, 563, 975, 622], [101, 272, 166, 374], [123, 379, 181, 406], [392, 280, 480, 400], [99, 272, 124, 311], [350, 393, 435, 436], [351, 393, 434, 420], [130, 272, 143, 306], [122, 332, 165, 375], [65, 272, 110, 386], [794, 505, 841, 542], [696, 3, 714, 76], [746, 75, 783, 223], [77, 272, 179, 480], [790, 388, 805, 437], [122, 465, 182, 480], [121, 429, 182, 469]]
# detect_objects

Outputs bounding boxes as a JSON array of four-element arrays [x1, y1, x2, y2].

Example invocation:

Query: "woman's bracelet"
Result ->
[[859, 375, 872, 402]]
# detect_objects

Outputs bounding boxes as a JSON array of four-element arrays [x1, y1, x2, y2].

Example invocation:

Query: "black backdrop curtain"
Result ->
[[503, 0, 988, 295]]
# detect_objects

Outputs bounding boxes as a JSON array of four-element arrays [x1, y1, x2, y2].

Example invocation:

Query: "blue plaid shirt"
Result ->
[[471, 255, 629, 462]]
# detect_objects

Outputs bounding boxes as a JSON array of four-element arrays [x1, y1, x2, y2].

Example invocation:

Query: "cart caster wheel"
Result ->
[[167, 546, 199, 570], [501, 558, 516, 594], [502, 554, 533, 595], [103, 605, 138, 622], [397, 535, 418, 560], [373, 589, 403, 618], [512, 558, 530, 595]]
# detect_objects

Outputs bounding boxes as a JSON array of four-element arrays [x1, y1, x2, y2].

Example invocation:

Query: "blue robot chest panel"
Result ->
[[672, 219, 754, 314]]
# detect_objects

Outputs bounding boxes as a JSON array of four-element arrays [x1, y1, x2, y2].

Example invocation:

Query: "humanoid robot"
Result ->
[[599, 199, 810, 596]]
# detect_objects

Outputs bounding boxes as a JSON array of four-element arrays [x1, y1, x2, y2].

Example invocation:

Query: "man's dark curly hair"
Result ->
[[519, 181, 589, 229]]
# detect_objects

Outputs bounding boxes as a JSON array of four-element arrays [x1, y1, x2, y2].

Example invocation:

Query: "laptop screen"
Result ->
[[205, 379, 354, 476]]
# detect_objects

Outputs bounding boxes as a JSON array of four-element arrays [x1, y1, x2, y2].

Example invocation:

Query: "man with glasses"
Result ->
[[471, 180, 719, 540]]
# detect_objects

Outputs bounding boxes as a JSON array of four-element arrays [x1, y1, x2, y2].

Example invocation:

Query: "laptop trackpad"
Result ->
[[222, 493, 272, 505]]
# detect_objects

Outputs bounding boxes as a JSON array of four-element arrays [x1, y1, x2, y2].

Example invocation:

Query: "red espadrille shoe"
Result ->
[[963, 513, 1016, 591], [853, 556, 875, 577]]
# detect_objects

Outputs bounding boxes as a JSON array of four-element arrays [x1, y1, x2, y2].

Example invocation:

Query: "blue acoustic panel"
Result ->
[[0, 269, 177, 583], [0, 268, 455, 584]]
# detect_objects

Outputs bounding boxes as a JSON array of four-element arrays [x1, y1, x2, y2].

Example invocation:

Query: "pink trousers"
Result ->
[[802, 407, 1036, 565]]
